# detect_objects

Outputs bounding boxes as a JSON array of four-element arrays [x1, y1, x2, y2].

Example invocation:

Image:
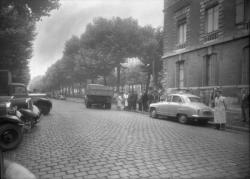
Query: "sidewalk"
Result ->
[[65, 97, 249, 132]]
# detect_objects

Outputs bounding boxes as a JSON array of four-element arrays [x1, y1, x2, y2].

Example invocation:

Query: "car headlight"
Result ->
[[6, 103, 17, 115], [6, 102, 11, 108]]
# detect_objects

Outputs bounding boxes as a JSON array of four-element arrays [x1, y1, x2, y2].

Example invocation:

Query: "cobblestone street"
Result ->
[[5, 100, 250, 179]]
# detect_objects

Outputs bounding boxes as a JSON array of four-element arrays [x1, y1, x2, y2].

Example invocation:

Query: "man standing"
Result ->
[[141, 91, 148, 112], [241, 89, 249, 122]]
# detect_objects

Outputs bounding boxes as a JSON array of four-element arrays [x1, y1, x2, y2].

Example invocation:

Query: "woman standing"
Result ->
[[116, 93, 123, 110], [214, 89, 227, 130]]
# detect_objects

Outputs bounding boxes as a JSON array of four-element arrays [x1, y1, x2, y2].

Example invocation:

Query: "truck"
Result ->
[[85, 84, 113, 109]]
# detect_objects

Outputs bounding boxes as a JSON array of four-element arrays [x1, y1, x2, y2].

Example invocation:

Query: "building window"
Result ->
[[176, 61, 184, 88], [235, 0, 245, 24], [242, 47, 249, 84], [206, 5, 219, 33], [203, 54, 218, 86], [177, 21, 187, 44]]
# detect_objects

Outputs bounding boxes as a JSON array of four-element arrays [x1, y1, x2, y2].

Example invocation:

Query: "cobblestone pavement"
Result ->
[[5, 100, 250, 179]]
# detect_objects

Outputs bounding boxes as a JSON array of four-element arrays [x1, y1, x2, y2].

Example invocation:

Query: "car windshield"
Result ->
[[12, 86, 26, 95], [188, 97, 201, 103]]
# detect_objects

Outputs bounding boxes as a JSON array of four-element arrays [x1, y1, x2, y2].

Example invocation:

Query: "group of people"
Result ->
[[116, 90, 160, 112]]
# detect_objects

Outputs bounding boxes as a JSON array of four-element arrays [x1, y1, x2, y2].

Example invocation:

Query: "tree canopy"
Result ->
[[30, 17, 163, 94], [0, 0, 60, 84]]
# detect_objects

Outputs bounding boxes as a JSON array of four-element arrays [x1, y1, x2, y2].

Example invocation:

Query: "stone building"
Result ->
[[162, 0, 249, 108]]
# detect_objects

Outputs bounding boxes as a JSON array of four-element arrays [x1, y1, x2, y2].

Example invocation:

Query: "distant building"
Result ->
[[162, 0, 249, 106]]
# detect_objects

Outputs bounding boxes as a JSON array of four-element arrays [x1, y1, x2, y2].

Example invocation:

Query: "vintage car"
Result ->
[[28, 93, 52, 115], [149, 93, 214, 124], [0, 96, 24, 151]]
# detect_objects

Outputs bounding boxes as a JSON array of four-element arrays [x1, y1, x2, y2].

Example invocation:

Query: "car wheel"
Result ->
[[150, 108, 158, 118], [178, 114, 188, 124], [0, 124, 23, 151]]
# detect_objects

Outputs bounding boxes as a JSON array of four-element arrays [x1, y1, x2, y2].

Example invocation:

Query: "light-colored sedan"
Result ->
[[149, 93, 214, 124]]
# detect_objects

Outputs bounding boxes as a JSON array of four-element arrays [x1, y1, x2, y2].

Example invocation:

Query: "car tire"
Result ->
[[0, 124, 23, 151], [150, 108, 158, 118], [178, 114, 188, 124]]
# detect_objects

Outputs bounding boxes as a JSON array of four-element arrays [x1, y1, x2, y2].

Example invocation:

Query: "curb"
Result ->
[[65, 98, 250, 133]]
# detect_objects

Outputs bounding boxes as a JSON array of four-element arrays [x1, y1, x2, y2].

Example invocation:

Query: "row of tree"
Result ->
[[0, 0, 59, 84], [30, 17, 163, 94]]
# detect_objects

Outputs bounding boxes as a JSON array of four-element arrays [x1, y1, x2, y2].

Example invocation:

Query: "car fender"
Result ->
[[19, 109, 38, 119], [177, 106, 195, 117], [0, 115, 23, 124], [33, 98, 52, 108]]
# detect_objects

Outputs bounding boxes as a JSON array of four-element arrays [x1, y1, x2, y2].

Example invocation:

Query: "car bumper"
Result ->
[[190, 115, 213, 121]]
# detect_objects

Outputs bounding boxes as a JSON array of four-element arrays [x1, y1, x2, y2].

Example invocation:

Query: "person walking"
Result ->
[[241, 89, 249, 122], [214, 89, 227, 130], [138, 92, 143, 111]]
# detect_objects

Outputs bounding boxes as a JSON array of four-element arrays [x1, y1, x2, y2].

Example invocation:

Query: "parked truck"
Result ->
[[85, 84, 113, 109]]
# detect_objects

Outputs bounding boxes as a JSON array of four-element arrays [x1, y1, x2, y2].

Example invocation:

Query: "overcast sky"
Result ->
[[29, 0, 164, 79]]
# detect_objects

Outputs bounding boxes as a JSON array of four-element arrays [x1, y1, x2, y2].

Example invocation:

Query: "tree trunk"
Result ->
[[116, 64, 121, 92], [145, 72, 151, 94]]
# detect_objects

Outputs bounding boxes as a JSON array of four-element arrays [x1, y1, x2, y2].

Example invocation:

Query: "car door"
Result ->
[[168, 95, 183, 116], [158, 95, 172, 116]]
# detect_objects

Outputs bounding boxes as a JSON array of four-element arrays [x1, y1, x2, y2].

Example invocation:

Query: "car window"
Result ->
[[12, 86, 26, 95], [166, 96, 171, 102], [188, 97, 200, 102], [171, 95, 182, 103]]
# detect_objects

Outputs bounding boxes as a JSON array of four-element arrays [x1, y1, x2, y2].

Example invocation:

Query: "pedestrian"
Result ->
[[214, 89, 227, 130], [116, 93, 123, 110], [141, 91, 148, 112], [123, 92, 129, 110], [128, 92, 133, 111], [131, 92, 138, 110], [138, 92, 143, 111], [241, 89, 249, 122]]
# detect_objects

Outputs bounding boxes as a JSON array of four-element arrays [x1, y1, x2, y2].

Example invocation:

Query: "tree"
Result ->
[[137, 26, 163, 92], [81, 17, 141, 92], [0, 0, 60, 84]]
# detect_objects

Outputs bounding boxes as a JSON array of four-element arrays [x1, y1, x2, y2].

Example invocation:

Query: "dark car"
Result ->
[[0, 96, 24, 151]]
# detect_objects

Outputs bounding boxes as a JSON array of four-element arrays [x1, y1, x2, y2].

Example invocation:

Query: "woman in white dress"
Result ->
[[116, 93, 123, 110], [214, 90, 227, 130]]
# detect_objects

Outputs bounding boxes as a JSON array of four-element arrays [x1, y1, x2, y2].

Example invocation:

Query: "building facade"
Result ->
[[162, 0, 249, 107]]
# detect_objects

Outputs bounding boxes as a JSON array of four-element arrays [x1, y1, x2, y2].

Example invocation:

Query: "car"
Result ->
[[28, 93, 52, 115], [58, 95, 66, 100], [149, 93, 214, 124]]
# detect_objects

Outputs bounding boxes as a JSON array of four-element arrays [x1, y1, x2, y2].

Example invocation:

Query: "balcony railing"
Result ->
[[204, 31, 219, 42], [176, 43, 186, 49]]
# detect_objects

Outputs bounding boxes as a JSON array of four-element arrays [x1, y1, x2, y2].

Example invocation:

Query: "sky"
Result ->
[[29, 0, 164, 79]]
